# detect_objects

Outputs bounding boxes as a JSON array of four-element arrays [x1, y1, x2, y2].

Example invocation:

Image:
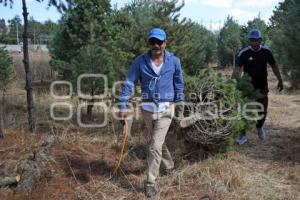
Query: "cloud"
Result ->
[[229, 8, 258, 22], [188, 0, 234, 8], [185, 0, 282, 8], [207, 22, 223, 31], [234, 0, 283, 8]]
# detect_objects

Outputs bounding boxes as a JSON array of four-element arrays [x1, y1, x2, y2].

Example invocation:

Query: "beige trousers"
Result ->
[[142, 105, 175, 185]]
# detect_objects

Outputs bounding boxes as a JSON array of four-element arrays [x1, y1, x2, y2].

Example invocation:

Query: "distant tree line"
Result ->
[[0, 15, 58, 45]]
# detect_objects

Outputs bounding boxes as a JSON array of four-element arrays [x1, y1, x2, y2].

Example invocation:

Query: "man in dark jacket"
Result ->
[[234, 29, 283, 145]]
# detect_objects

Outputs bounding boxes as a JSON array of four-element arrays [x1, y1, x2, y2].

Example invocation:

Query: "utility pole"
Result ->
[[16, 22, 19, 45]]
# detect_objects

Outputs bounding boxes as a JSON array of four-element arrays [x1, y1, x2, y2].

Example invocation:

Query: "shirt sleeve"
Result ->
[[238, 52, 244, 67], [119, 59, 140, 111], [266, 49, 276, 65], [173, 58, 184, 102]]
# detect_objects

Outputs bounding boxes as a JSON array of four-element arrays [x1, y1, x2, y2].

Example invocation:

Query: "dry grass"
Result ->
[[0, 68, 299, 200], [162, 153, 299, 200], [1, 111, 299, 200], [11, 51, 56, 82]]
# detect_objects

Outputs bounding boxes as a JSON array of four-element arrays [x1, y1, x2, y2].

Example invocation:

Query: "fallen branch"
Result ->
[[14, 135, 54, 193], [0, 175, 20, 187]]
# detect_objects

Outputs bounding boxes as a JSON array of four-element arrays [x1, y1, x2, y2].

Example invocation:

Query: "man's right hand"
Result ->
[[118, 111, 128, 119]]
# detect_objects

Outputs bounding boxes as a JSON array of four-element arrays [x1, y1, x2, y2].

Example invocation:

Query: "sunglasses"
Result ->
[[148, 38, 164, 46]]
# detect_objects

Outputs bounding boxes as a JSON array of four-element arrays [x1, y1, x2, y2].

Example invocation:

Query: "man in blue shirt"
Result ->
[[119, 28, 184, 198]]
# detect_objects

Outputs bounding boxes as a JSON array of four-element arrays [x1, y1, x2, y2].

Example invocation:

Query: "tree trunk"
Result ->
[[22, 0, 35, 132], [0, 105, 4, 139], [0, 91, 5, 139], [87, 99, 94, 120], [87, 87, 95, 120], [232, 52, 236, 68]]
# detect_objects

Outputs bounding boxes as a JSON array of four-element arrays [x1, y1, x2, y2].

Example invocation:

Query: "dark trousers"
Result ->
[[242, 93, 268, 134], [256, 95, 268, 129]]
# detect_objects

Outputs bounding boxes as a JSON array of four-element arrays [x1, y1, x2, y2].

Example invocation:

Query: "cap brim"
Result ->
[[148, 35, 165, 41]]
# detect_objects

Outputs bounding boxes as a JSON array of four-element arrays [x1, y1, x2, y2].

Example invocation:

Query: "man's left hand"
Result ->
[[174, 103, 184, 121], [277, 80, 284, 92]]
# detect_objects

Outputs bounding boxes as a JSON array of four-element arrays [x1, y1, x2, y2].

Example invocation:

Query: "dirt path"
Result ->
[[237, 91, 300, 163], [233, 74, 300, 199]]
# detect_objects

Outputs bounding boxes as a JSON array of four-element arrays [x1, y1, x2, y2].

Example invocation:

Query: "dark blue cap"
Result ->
[[148, 28, 167, 41], [248, 29, 262, 39]]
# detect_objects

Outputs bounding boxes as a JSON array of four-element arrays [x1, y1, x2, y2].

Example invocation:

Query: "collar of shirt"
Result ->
[[250, 45, 262, 52], [150, 60, 164, 75]]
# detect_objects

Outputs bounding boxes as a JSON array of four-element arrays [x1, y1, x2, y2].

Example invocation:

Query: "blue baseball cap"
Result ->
[[248, 29, 262, 39], [148, 28, 167, 41]]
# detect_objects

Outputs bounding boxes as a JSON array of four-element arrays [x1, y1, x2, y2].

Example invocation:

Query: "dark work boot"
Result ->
[[161, 167, 174, 176], [144, 182, 158, 198]]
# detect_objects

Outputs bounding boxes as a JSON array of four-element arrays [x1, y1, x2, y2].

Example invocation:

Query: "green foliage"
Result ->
[[234, 74, 261, 136], [235, 75, 264, 101], [0, 18, 8, 44], [50, 0, 217, 88], [8, 15, 22, 32], [217, 16, 241, 67], [0, 18, 7, 34], [120, 0, 217, 75], [269, 0, 300, 89], [175, 22, 217, 75], [28, 17, 58, 44], [4, 15, 23, 44], [184, 68, 247, 152], [49, 0, 129, 91], [184, 69, 261, 153], [0, 47, 14, 91]]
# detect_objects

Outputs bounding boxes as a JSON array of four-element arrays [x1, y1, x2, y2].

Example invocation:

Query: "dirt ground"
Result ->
[[0, 71, 299, 200]]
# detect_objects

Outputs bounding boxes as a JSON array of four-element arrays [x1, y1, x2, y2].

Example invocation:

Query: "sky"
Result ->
[[0, 0, 283, 31]]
